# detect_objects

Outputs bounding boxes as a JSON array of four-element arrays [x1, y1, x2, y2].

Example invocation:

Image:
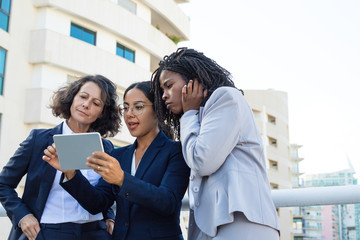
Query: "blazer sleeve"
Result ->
[[60, 139, 116, 216], [115, 142, 190, 216], [101, 139, 115, 221], [60, 170, 116, 215], [180, 87, 246, 176], [0, 130, 36, 226]]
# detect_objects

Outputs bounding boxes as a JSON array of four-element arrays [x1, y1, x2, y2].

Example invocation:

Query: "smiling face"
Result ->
[[159, 70, 187, 115], [68, 81, 104, 132], [123, 88, 159, 139]]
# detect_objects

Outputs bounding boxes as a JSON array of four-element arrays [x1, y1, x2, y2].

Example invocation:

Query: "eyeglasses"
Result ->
[[121, 103, 153, 116]]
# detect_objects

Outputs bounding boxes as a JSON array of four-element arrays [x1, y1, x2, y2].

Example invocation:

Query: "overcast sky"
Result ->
[[178, 0, 360, 175]]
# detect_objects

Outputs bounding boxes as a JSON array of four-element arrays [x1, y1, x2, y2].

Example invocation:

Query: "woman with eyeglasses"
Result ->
[[43, 81, 190, 240]]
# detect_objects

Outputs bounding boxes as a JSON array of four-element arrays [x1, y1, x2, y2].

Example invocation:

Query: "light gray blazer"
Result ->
[[180, 87, 279, 237]]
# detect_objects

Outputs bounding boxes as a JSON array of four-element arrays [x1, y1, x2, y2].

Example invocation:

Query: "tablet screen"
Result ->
[[53, 132, 104, 170]]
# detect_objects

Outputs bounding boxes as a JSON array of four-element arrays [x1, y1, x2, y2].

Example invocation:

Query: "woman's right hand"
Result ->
[[182, 79, 207, 113], [42, 143, 76, 180], [42, 143, 61, 170], [20, 214, 40, 240]]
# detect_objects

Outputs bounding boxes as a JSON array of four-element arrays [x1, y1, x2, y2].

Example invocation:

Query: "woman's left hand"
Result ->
[[105, 219, 114, 235], [87, 151, 125, 187], [182, 79, 207, 113]]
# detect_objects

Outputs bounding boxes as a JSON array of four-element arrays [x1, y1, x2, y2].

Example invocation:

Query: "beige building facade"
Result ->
[[244, 89, 293, 240], [0, 0, 189, 238]]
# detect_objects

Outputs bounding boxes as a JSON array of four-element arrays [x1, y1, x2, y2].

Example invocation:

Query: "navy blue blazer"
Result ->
[[61, 131, 190, 240], [0, 123, 114, 240]]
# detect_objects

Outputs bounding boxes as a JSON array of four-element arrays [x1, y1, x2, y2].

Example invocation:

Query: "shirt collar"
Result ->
[[62, 120, 74, 135]]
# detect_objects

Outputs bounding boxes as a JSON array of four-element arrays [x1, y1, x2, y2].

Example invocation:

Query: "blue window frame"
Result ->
[[0, 47, 6, 95], [116, 43, 135, 62], [0, 0, 11, 31], [70, 23, 96, 45]]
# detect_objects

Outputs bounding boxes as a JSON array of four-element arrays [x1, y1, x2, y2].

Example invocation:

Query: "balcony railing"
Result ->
[[2, 185, 360, 217]]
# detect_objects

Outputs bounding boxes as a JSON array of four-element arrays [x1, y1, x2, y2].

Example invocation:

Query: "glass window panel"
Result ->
[[125, 49, 134, 62], [116, 45, 125, 57], [0, 76, 3, 95], [117, 43, 135, 62], [83, 29, 95, 45], [70, 24, 82, 39], [0, 48, 6, 75], [70, 24, 95, 45], [0, 12, 8, 31], [1, 0, 11, 13], [118, 0, 136, 14]]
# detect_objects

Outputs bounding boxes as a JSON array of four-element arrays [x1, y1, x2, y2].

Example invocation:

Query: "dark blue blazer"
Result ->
[[61, 131, 190, 240], [0, 123, 114, 240]]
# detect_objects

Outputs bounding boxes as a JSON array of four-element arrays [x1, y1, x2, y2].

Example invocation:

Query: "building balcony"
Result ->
[[32, 0, 178, 60], [141, 0, 190, 40], [29, 29, 151, 88]]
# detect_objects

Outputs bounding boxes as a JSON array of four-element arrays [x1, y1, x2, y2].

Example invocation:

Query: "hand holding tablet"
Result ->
[[53, 132, 104, 170]]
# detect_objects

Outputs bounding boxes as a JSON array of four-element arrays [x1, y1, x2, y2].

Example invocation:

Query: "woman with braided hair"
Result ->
[[151, 48, 280, 239]]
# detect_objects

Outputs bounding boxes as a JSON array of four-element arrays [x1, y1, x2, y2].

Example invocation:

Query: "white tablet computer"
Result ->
[[53, 132, 104, 170]]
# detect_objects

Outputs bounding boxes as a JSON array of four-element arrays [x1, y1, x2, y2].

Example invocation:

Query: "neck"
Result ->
[[67, 119, 90, 133], [136, 128, 160, 151]]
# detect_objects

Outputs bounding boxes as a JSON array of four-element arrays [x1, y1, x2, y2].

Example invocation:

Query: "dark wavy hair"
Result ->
[[151, 47, 239, 139], [50, 75, 121, 137], [124, 81, 174, 140]]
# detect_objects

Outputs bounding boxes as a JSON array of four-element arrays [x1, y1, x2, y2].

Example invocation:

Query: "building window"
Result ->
[[118, 0, 136, 14], [269, 159, 278, 171], [116, 43, 135, 62], [268, 137, 278, 147], [70, 23, 96, 45], [252, 109, 261, 120], [0, 0, 11, 31], [270, 183, 279, 189], [267, 114, 276, 124], [0, 47, 6, 95]]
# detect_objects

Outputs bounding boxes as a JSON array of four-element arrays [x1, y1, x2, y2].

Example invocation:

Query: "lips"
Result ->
[[77, 109, 88, 116], [128, 122, 139, 130], [165, 102, 171, 110]]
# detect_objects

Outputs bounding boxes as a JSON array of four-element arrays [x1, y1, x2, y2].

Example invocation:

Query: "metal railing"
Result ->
[[2, 185, 360, 217], [181, 185, 360, 210]]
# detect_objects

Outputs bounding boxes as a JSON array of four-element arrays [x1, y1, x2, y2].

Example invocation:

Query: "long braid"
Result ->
[[151, 47, 240, 139]]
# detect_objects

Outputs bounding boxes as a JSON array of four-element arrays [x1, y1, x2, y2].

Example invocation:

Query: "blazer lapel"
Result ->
[[119, 144, 136, 219], [36, 123, 63, 214], [134, 131, 166, 180], [122, 144, 135, 174]]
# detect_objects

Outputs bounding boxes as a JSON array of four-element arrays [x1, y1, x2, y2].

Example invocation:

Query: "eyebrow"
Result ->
[[80, 91, 104, 104], [163, 78, 172, 85], [160, 78, 173, 89], [123, 100, 146, 105]]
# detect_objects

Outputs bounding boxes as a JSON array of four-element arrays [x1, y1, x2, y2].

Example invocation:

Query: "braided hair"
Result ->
[[151, 47, 239, 139]]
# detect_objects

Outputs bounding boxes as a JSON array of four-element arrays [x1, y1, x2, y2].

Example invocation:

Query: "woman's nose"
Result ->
[[162, 91, 168, 100], [82, 100, 90, 108], [125, 107, 135, 117]]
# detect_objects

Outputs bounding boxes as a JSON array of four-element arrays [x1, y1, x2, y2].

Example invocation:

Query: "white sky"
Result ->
[[178, 0, 360, 175]]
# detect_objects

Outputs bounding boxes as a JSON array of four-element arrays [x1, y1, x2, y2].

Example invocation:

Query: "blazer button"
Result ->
[[189, 175, 194, 181], [195, 202, 200, 207], [125, 192, 129, 198], [193, 187, 199, 193]]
